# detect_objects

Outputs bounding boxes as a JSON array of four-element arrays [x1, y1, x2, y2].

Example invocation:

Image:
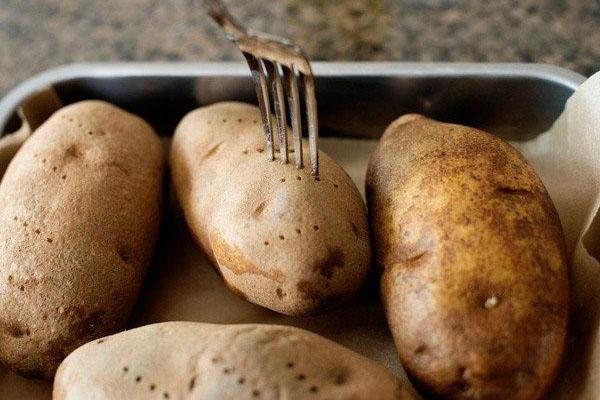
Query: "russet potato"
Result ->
[[366, 114, 569, 399], [170, 102, 370, 316], [0, 101, 164, 379], [54, 322, 414, 400]]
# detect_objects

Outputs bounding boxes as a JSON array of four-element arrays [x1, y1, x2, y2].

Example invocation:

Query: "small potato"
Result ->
[[170, 102, 370, 316], [0, 101, 164, 379], [366, 115, 569, 399], [54, 322, 413, 400]]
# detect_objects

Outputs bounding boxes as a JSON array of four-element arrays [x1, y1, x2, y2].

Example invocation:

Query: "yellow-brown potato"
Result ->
[[0, 101, 164, 379], [170, 102, 370, 316], [366, 115, 569, 399], [54, 322, 414, 400]]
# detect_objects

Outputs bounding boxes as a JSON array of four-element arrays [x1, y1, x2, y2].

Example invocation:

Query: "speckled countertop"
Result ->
[[1, 0, 598, 97]]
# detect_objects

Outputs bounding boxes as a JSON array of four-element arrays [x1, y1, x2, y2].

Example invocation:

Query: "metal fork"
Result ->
[[197, 0, 319, 175]]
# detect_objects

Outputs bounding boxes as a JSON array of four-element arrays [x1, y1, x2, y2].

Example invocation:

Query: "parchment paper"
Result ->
[[0, 72, 599, 399]]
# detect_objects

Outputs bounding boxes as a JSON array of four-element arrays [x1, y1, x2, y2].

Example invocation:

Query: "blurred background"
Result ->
[[1, 0, 598, 97]]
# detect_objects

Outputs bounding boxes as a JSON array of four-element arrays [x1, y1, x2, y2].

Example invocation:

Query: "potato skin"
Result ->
[[54, 322, 414, 400], [170, 102, 370, 316], [366, 115, 569, 399], [0, 101, 164, 379]]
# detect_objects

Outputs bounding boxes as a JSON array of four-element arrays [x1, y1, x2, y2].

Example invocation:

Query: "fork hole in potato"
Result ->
[[276, 287, 287, 299], [334, 371, 348, 385], [415, 344, 427, 354], [118, 249, 130, 263]]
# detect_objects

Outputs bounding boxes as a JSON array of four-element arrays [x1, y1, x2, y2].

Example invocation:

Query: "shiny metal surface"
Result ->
[[0, 62, 585, 142]]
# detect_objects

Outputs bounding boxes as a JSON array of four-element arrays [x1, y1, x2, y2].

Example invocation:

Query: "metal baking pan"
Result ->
[[0, 62, 585, 140], [0, 62, 587, 399]]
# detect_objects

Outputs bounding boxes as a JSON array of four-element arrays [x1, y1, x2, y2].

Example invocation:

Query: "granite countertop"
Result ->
[[1, 0, 598, 97]]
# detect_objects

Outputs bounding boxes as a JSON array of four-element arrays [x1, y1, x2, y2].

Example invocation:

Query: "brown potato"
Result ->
[[0, 101, 164, 379], [366, 114, 569, 399], [170, 102, 370, 316], [53, 321, 414, 400]]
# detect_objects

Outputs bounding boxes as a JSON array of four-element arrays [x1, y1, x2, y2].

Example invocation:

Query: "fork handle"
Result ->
[[195, 0, 246, 41]]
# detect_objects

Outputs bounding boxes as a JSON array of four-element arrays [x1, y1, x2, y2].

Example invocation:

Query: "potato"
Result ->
[[366, 115, 569, 399], [170, 102, 370, 316], [53, 321, 413, 399], [0, 101, 164, 379]]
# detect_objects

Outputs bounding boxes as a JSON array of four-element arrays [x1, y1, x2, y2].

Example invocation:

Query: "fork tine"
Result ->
[[264, 61, 288, 164], [204, 0, 319, 173], [301, 73, 319, 176], [243, 53, 274, 160], [283, 66, 303, 169]]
